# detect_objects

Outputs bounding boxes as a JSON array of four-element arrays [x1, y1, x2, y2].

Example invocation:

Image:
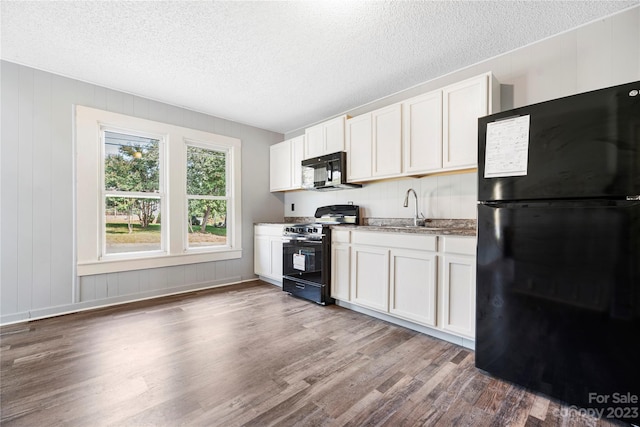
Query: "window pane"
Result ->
[[187, 146, 226, 196], [188, 199, 227, 247], [105, 196, 161, 254], [104, 131, 160, 192]]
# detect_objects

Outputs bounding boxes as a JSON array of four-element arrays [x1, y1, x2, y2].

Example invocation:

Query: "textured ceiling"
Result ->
[[1, 1, 638, 134]]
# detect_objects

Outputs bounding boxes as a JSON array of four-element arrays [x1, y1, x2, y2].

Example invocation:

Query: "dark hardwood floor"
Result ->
[[0, 281, 626, 426]]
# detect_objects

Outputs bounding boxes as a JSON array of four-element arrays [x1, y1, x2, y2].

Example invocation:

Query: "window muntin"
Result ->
[[102, 130, 165, 257], [186, 144, 229, 248]]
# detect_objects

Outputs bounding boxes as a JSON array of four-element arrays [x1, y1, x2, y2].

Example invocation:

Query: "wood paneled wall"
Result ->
[[0, 61, 284, 323]]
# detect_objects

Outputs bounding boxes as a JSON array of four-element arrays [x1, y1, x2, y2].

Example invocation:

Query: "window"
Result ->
[[75, 106, 242, 275], [103, 130, 164, 255], [186, 144, 228, 249]]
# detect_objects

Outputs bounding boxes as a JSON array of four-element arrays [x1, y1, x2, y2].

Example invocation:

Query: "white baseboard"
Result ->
[[0, 276, 255, 326], [335, 300, 475, 350]]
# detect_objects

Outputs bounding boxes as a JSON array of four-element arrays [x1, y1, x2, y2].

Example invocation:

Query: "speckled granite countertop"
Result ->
[[338, 218, 476, 237], [278, 217, 477, 237], [254, 222, 293, 226]]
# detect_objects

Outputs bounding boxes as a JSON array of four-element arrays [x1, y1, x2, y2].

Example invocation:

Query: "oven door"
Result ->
[[282, 235, 332, 305], [282, 236, 324, 283]]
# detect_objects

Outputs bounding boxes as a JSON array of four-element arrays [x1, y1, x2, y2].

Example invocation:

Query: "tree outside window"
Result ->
[[76, 106, 242, 275], [186, 145, 228, 248], [103, 131, 163, 254]]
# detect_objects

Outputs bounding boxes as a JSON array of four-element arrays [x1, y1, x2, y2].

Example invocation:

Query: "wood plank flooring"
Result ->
[[0, 281, 627, 426]]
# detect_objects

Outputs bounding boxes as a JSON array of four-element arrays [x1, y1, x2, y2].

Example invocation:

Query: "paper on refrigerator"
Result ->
[[484, 115, 530, 178]]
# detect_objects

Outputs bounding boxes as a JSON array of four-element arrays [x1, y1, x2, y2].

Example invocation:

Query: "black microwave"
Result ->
[[301, 152, 362, 191]]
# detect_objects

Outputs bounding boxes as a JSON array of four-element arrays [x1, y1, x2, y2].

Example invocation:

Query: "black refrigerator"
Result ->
[[476, 81, 640, 424]]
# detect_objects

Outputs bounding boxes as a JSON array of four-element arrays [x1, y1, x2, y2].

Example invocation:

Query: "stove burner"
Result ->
[[283, 223, 325, 239]]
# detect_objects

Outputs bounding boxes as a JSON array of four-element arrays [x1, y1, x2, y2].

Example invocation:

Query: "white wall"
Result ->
[[285, 173, 477, 220], [0, 61, 284, 324], [284, 7, 640, 221]]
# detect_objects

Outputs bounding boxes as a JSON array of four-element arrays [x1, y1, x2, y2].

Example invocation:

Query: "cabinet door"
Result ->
[[442, 74, 488, 169], [254, 234, 271, 276], [269, 237, 283, 279], [351, 246, 389, 312], [324, 115, 346, 154], [331, 244, 351, 300], [441, 253, 476, 338], [269, 140, 292, 191], [403, 90, 442, 174], [389, 249, 437, 326], [305, 124, 324, 159], [290, 135, 305, 189], [346, 113, 372, 181], [373, 104, 402, 177]]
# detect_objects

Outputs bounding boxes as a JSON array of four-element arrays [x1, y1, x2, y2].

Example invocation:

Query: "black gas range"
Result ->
[[282, 204, 359, 305]]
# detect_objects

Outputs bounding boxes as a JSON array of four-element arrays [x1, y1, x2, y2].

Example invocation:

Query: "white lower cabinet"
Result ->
[[351, 245, 389, 312], [331, 230, 352, 301], [254, 224, 286, 284], [440, 236, 477, 338], [331, 230, 477, 342], [389, 249, 437, 326]]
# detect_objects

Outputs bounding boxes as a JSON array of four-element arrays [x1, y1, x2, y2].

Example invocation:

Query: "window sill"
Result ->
[[77, 249, 242, 276]]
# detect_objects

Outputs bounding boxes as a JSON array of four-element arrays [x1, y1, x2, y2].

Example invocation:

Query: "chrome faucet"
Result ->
[[403, 188, 424, 226]]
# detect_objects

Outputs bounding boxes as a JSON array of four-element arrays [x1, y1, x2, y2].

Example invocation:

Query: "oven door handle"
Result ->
[[282, 237, 323, 243]]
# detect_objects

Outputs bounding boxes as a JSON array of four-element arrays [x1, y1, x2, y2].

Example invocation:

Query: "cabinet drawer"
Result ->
[[332, 229, 351, 244], [255, 224, 287, 237], [352, 231, 436, 251], [441, 236, 476, 255]]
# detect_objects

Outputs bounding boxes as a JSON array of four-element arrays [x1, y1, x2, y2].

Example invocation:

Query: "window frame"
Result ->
[[100, 127, 167, 259], [75, 106, 242, 276], [184, 140, 232, 252]]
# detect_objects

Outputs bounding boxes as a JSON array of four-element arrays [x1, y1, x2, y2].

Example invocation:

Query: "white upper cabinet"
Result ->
[[304, 125, 324, 159], [269, 135, 305, 192], [304, 115, 347, 159], [346, 103, 402, 182], [372, 103, 402, 178], [345, 113, 372, 182], [403, 72, 499, 175], [269, 140, 291, 191], [402, 90, 443, 174], [290, 136, 304, 189], [276, 72, 500, 190], [442, 73, 499, 170], [324, 115, 346, 154]]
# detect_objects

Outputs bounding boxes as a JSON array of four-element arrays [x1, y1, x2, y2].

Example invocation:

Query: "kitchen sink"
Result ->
[[402, 226, 448, 230]]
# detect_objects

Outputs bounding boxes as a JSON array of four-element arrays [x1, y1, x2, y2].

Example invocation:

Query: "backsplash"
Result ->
[[284, 172, 477, 219]]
